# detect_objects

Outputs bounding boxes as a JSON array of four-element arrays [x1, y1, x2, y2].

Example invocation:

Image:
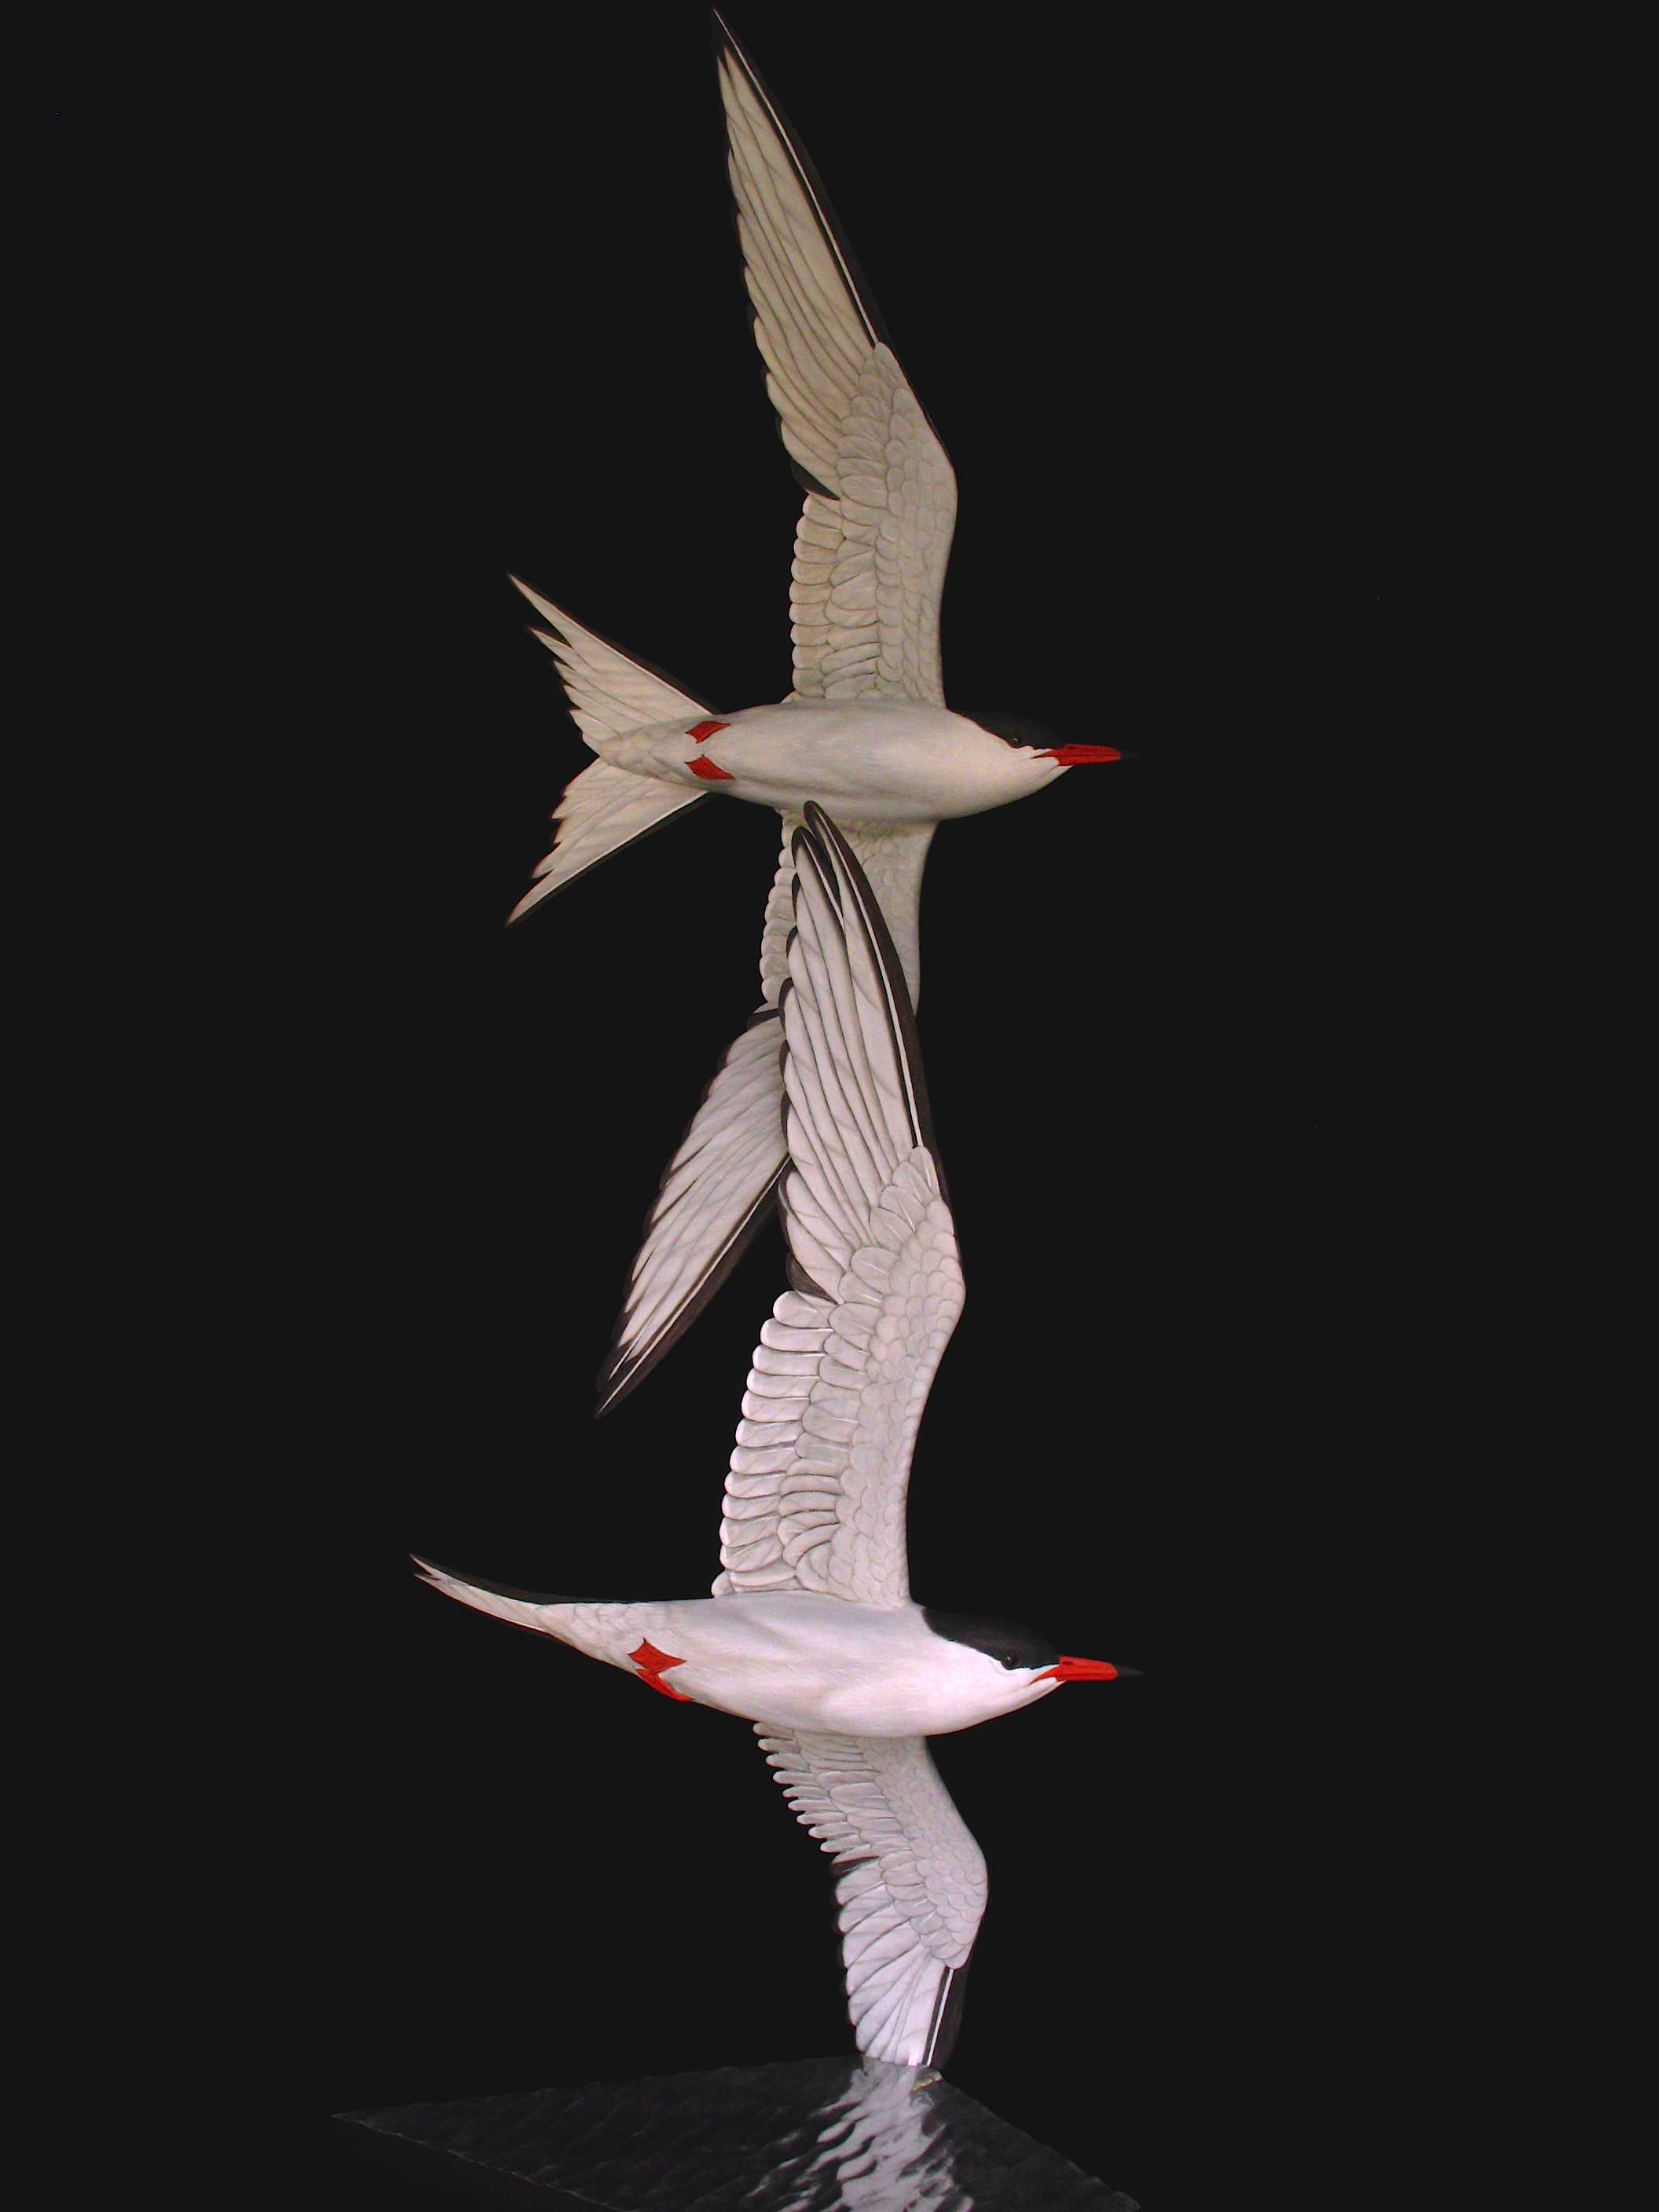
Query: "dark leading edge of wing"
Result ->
[[594, 1130, 784, 1420], [712, 10, 894, 353], [795, 802, 948, 1203]]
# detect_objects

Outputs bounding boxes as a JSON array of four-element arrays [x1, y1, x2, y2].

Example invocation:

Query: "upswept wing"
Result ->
[[716, 20, 958, 705], [758, 1727, 984, 2068], [507, 579, 712, 921], [714, 805, 964, 1603]]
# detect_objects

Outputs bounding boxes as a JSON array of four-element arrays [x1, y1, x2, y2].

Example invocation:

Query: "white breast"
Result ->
[[601, 704, 1057, 821], [635, 1595, 1057, 1738]]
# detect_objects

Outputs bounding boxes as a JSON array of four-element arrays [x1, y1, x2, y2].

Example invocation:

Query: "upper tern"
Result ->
[[510, 19, 1127, 1413]]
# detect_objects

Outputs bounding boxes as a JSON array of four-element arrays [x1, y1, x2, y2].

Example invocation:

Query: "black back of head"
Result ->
[[923, 1609, 1059, 1672], [970, 712, 1057, 752]]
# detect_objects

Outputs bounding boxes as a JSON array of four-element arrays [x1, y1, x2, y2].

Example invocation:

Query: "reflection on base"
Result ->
[[338, 2052, 1135, 2210]]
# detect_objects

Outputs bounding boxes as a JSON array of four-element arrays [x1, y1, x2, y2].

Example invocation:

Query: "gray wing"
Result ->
[[713, 805, 965, 1602], [597, 813, 933, 1414], [758, 1727, 985, 2068], [716, 20, 958, 705], [596, 822, 797, 1413]]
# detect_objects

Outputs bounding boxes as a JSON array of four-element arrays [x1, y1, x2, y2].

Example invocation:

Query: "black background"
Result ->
[[250, 7, 1477, 2207]]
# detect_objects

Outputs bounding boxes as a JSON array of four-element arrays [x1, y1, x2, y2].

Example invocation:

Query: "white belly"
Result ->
[[598, 702, 1056, 823], [626, 1595, 1023, 1738]]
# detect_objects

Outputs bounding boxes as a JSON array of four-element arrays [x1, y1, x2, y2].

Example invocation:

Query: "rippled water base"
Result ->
[[337, 2053, 1136, 2209]]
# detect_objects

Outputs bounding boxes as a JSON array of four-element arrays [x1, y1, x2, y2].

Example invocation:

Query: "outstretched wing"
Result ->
[[507, 579, 712, 922], [714, 804, 964, 1602], [758, 1727, 985, 2067], [716, 20, 958, 705], [596, 820, 798, 1414], [595, 812, 934, 1416]]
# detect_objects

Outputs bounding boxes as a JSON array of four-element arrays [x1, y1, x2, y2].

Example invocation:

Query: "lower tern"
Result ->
[[421, 806, 1131, 2069]]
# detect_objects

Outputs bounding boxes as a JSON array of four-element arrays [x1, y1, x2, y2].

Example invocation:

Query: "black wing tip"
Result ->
[[799, 804, 909, 1017], [710, 10, 760, 81], [593, 1351, 643, 1419], [593, 1170, 786, 1416], [925, 1957, 971, 2071], [794, 804, 945, 1185], [709, 10, 893, 355], [504, 886, 555, 928], [790, 813, 838, 906]]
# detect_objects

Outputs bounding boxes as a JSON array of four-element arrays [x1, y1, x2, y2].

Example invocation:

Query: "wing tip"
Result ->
[[508, 573, 566, 632], [796, 803, 943, 1182], [505, 877, 559, 927], [594, 1168, 785, 1416], [709, 9, 892, 355], [923, 1957, 970, 2071]]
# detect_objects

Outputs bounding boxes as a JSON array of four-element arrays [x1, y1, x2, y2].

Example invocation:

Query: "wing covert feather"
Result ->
[[716, 27, 957, 705], [597, 822, 801, 1413], [757, 1726, 985, 2067], [714, 808, 963, 1605]]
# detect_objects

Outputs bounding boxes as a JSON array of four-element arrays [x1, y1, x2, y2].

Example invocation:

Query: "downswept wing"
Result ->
[[716, 20, 958, 705], [714, 804, 964, 1603], [596, 818, 799, 1414], [597, 811, 936, 1416], [507, 579, 712, 921], [758, 1727, 985, 2069]]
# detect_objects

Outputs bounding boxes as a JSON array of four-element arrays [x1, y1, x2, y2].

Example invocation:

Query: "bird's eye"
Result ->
[[1000, 1654, 1021, 1670]]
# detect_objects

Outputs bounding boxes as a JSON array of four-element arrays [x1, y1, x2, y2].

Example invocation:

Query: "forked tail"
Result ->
[[507, 578, 714, 921]]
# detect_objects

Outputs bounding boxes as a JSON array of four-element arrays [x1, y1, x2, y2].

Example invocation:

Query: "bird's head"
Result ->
[[921, 1607, 1137, 1719], [970, 713, 1133, 785]]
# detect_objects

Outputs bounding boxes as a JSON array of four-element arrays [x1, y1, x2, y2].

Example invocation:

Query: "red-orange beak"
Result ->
[[1038, 745, 1133, 765], [1034, 1655, 1136, 1682]]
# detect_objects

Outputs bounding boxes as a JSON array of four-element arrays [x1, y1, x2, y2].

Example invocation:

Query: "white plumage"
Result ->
[[420, 806, 1128, 2067], [513, 601, 713, 900], [760, 1731, 984, 2070], [720, 42, 955, 706], [504, 18, 1126, 1413], [712, 815, 960, 1607]]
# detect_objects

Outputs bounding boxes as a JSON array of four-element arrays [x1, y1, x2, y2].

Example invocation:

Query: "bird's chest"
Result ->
[[623, 712, 971, 821], [672, 1639, 984, 1739]]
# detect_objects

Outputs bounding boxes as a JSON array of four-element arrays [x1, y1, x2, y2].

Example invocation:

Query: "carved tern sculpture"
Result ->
[[421, 808, 1130, 2069], [508, 16, 1129, 1414]]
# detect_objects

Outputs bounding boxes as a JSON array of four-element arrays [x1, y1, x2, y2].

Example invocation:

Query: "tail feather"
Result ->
[[412, 1557, 577, 1635], [412, 1558, 647, 1672], [508, 579, 713, 921], [508, 754, 710, 921]]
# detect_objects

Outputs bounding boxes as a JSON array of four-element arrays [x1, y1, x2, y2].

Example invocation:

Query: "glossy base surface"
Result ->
[[335, 2054, 1135, 2209]]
